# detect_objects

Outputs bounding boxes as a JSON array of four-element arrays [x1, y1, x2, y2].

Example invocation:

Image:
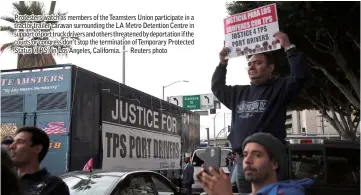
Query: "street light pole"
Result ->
[[162, 86, 165, 100], [213, 117, 216, 145], [213, 112, 220, 146], [206, 127, 210, 146], [215, 126, 227, 144], [122, 37, 127, 85], [162, 80, 189, 100]]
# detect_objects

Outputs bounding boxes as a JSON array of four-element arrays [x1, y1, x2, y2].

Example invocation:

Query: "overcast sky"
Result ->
[[0, 0, 251, 139]]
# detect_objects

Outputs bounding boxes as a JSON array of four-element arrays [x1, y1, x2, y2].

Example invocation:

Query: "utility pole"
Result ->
[[162, 86, 165, 100], [122, 37, 126, 84], [321, 115, 325, 135], [213, 117, 216, 145], [224, 113, 226, 131], [206, 128, 210, 146], [213, 112, 220, 146], [297, 111, 301, 134]]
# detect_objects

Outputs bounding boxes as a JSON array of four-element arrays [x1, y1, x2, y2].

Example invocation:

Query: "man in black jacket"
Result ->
[[182, 157, 195, 195], [211, 31, 309, 192], [9, 126, 70, 195]]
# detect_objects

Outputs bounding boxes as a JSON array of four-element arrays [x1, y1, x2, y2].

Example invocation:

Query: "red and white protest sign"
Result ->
[[223, 3, 281, 59]]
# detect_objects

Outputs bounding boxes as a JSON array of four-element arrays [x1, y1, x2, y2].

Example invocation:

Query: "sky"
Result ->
[[0, 0, 251, 140]]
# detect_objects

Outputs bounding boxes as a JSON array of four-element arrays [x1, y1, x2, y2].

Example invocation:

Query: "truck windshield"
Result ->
[[291, 151, 324, 181], [192, 149, 231, 167], [62, 174, 120, 195], [326, 148, 360, 185]]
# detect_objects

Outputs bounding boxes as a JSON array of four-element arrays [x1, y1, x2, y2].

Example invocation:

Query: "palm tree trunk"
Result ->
[[17, 2, 25, 68], [49, 1, 56, 15], [17, 54, 23, 69]]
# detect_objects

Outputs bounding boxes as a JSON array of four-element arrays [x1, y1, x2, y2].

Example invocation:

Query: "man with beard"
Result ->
[[9, 126, 69, 195], [212, 31, 309, 192], [197, 133, 313, 195]]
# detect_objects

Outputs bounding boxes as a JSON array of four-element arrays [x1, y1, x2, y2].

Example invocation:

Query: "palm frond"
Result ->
[[56, 11, 68, 16], [2, 1, 70, 68], [12, 2, 32, 15], [0, 42, 15, 53], [18, 54, 56, 68], [0, 26, 16, 33], [29, 1, 45, 15], [1, 16, 15, 23]]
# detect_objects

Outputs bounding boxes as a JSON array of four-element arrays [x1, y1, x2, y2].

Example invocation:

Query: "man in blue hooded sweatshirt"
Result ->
[[197, 133, 313, 195], [212, 31, 309, 192]]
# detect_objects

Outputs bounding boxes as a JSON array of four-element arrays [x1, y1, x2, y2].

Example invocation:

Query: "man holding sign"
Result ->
[[211, 31, 309, 193]]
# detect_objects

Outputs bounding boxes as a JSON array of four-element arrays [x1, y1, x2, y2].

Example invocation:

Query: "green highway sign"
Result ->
[[183, 95, 200, 110], [169, 93, 218, 111]]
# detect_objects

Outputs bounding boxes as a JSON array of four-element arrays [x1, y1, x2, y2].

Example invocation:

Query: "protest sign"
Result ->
[[223, 3, 281, 59]]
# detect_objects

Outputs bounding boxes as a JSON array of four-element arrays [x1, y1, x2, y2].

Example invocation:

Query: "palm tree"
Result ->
[[0, 1, 67, 69], [49, 1, 56, 15]]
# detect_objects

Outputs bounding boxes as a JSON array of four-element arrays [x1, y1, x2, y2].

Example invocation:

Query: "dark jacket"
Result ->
[[258, 178, 314, 195], [182, 163, 194, 185], [19, 168, 70, 195], [1, 148, 22, 195], [211, 48, 309, 153]]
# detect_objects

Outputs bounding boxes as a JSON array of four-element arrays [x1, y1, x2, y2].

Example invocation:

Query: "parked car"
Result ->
[[61, 170, 186, 195]]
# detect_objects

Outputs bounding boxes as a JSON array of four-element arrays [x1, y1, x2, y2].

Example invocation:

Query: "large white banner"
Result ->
[[224, 3, 281, 59], [102, 122, 181, 171]]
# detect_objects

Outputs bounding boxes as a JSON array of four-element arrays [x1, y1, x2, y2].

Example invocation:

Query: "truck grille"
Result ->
[[1, 95, 24, 113], [37, 92, 67, 111]]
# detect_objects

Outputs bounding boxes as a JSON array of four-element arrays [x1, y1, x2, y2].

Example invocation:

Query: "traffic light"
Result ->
[[228, 125, 231, 132]]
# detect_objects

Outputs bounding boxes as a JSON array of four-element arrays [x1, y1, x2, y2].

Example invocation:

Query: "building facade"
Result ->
[[286, 110, 340, 136]]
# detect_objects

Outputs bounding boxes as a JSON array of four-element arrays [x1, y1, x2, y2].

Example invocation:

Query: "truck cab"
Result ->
[[1, 65, 201, 189], [1, 66, 72, 175], [287, 138, 360, 194]]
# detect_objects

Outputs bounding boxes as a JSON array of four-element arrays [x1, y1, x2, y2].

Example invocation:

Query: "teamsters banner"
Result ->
[[1, 68, 72, 95], [101, 91, 181, 170]]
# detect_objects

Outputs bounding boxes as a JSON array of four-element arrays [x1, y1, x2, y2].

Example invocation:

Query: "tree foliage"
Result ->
[[0, 1, 71, 68], [226, 1, 360, 140]]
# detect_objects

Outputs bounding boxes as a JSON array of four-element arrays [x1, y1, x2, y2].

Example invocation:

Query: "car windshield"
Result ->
[[192, 149, 231, 167], [62, 174, 120, 195]]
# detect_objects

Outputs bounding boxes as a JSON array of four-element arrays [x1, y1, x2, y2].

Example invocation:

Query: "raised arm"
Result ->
[[284, 47, 310, 100], [274, 32, 310, 102], [211, 47, 245, 110]]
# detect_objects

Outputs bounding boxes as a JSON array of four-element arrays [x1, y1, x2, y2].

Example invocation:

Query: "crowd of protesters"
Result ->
[[1, 30, 312, 195]]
